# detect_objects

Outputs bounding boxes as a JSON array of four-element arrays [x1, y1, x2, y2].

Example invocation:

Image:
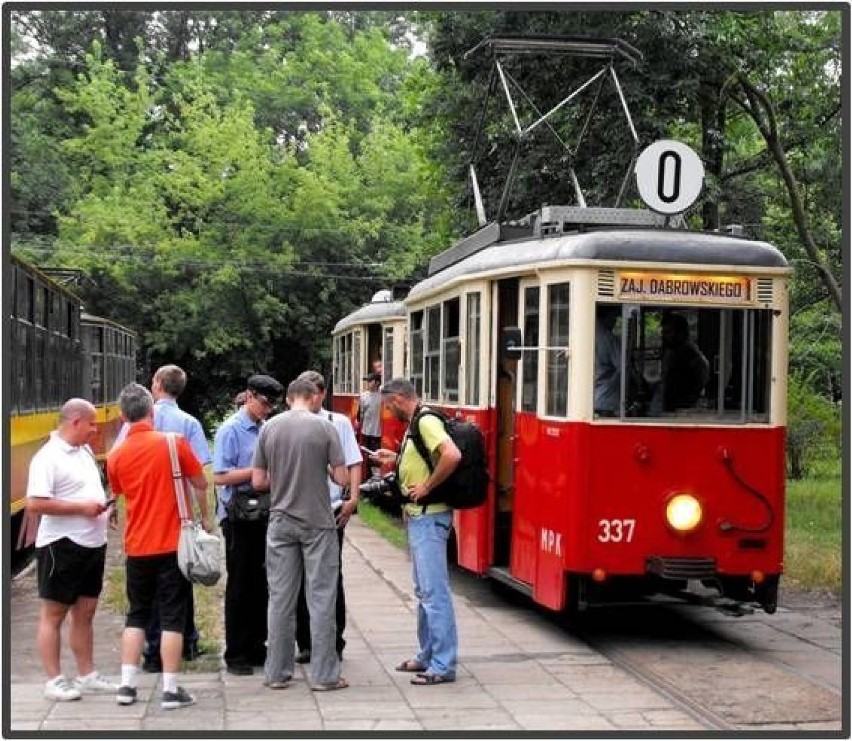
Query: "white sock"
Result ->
[[162, 672, 178, 693], [121, 664, 138, 688], [48, 674, 64, 685]]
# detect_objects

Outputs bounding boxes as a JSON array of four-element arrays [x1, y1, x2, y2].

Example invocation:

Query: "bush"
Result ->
[[786, 373, 841, 479]]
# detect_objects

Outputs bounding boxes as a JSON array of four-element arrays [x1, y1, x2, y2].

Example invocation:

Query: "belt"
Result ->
[[403, 502, 450, 517]]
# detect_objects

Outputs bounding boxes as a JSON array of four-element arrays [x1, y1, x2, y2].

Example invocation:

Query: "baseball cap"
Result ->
[[363, 372, 382, 383], [247, 374, 283, 401]]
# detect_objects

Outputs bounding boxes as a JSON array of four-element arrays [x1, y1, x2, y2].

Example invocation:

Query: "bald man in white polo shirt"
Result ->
[[26, 399, 117, 702]]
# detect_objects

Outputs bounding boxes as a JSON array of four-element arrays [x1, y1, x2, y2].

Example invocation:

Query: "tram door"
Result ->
[[493, 279, 519, 567]]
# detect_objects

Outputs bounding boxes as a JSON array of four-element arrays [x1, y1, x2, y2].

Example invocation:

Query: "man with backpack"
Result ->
[[371, 378, 461, 685]]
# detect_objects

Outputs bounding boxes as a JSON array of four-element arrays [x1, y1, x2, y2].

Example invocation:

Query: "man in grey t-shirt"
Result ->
[[358, 373, 382, 451], [252, 377, 349, 692]]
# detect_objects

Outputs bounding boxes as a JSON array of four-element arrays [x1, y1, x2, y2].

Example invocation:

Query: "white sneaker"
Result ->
[[74, 671, 119, 693], [44, 675, 82, 701]]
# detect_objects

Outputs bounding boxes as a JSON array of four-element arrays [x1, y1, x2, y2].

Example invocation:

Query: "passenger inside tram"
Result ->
[[655, 311, 710, 412], [594, 305, 650, 417], [593, 306, 621, 417]]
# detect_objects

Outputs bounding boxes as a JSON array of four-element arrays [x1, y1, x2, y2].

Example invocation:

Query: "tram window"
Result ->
[[332, 337, 341, 393], [48, 292, 59, 332], [353, 330, 362, 393], [410, 311, 424, 396], [521, 287, 540, 413], [91, 355, 103, 404], [18, 274, 33, 323], [17, 325, 31, 410], [603, 306, 773, 422], [68, 301, 78, 339], [545, 283, 570, 417], [34, 331, 46, 409], [424, 306, 441, 401], [34, 286, 47, 328], [465, 293, 481, 405], [11, 265, 18, 318], [343, 333, 353, 393], [442, 298, 460, 403], [383, 326, 394, 383]]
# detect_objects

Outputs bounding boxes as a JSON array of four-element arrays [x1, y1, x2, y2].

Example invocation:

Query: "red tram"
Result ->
[[402, 208, 789, 614], [331, 36, 790, 614], [331, 289, 408, 457]]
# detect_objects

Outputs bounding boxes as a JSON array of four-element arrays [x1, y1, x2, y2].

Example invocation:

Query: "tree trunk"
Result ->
[[725, 73, 842, 316], [699, 80, 725, 231]]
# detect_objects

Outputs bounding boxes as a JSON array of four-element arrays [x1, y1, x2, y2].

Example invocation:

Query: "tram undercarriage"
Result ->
[[564, 571, 780, 616]]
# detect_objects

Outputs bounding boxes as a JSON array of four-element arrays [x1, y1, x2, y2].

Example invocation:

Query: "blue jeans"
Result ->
[[407, 509, 457, 678]]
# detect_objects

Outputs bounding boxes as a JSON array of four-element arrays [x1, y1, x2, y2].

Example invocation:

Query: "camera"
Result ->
[[358, 471, 403, 502]]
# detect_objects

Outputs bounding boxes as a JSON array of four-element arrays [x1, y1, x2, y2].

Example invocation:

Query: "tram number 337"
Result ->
[[597, 519, 636, 543]]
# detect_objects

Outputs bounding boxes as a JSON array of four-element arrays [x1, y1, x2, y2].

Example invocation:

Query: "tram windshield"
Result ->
[[594, 303, 772, 423]]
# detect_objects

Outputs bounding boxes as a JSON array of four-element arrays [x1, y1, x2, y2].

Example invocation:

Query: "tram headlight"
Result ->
[[665, 493, 702, 532]]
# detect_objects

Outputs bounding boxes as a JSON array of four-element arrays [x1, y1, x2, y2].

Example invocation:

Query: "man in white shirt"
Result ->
[[294, 371, 362, 664], [26, 399, 117, 701]]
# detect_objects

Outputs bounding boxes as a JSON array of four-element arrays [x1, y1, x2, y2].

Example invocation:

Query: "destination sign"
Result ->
[[616, 272, 752, 304]]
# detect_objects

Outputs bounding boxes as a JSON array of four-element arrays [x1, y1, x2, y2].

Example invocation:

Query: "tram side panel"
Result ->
[[511, 413, 587, 610], [451, 407, 494, 575]]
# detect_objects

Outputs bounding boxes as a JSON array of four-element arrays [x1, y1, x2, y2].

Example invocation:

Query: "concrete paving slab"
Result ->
[[8, 515, 841, 733], [515, 713, 616, 730]]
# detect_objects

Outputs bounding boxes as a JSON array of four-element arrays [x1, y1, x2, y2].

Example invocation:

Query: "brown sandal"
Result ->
[[395, 659, 427, 673], [310, 677, 349, 692], [410, 672, 455, 686]]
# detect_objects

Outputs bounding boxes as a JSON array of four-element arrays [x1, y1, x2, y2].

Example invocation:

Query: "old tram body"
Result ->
[[403, 208, 790, 614], [330, 290, 408, 455], [9, 255, 136, 566]]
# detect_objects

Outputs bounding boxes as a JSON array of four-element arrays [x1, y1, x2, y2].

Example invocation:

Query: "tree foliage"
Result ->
[[11, 10, 453, 420], [9, 9, 842, 420]]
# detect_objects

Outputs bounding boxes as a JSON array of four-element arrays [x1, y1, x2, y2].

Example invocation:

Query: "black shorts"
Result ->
[[125, 552, 189, 634], [36, 538, 107, 605]]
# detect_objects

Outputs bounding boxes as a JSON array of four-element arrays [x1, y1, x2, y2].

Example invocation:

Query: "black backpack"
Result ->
[[405, 407, 489, 509]]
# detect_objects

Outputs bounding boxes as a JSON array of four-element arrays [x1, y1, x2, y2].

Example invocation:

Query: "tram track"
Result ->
[[565, 601, 842, 731], [576, 631, 736, 731]]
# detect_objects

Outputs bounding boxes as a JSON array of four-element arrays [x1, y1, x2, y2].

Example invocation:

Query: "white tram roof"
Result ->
[[332, 299, 406, 335], [408, 228, 789, 304]]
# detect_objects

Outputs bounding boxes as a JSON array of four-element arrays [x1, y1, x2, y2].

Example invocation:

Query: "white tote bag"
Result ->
[[167, 433, 222, 587]]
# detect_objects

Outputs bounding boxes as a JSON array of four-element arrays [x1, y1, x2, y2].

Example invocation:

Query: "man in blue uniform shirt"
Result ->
[[213, 373, 283, 675]]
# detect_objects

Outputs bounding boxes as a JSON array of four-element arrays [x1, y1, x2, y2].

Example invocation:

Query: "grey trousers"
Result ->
[[265, 514, 340, 686]]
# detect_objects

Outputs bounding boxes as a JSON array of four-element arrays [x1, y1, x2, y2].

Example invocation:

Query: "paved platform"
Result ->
[[1, 516, 804, 733]]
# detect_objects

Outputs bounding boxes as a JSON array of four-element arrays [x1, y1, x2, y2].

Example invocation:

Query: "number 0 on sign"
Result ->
[[635, 140, 704, 215]]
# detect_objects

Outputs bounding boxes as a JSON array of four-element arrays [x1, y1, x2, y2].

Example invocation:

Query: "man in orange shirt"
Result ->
[[107, 383, 211, 710]]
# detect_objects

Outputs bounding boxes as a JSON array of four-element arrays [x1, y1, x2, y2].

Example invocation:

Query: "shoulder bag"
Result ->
[[167, 433, 222, 586]]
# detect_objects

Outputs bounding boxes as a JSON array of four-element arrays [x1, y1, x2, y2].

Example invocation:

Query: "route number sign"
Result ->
[[635, 140, 704, 215]]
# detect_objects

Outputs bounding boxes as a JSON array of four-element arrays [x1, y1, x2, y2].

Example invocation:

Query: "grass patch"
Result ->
[[356, 499, 406, 549], [785, 462, 843, 593]]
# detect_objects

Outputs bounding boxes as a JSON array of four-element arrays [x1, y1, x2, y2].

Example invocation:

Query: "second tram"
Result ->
[[331, 289, 408, 457]]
